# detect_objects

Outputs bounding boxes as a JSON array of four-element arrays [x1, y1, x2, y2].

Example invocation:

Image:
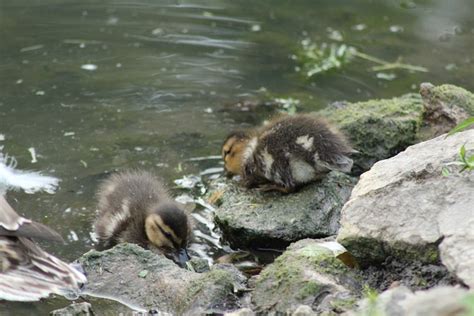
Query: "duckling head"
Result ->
[[222, 131, 251, 176], [144, 203, 191, 267]]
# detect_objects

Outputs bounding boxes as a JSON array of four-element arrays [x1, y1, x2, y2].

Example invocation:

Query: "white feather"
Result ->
[[0, 154, 59, 194]]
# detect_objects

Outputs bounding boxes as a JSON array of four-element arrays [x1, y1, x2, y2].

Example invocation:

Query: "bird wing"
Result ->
[[0, 196, 63, 242], [0, 236, 87, 302]]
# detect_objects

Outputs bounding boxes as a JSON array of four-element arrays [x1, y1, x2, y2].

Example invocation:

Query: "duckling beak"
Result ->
[[175, 248, 190, 267]]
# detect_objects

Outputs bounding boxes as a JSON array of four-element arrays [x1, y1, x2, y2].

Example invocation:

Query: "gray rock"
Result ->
[[79, 243, 247, 315], [251, 239, 361, 315], [213, 172, 356, 249], [292, 305, 317, 316], [351, 286, 472, 316], [320, 93, 424, 173], [50, 302, 93, 316], [337, 130, 474, 287], [419, 82, 474, 139], [225, 308, 256, 316]]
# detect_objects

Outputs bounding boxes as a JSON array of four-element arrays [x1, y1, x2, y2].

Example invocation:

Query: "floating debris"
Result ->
[[174, 175, 202, 189], [376, 72, 397, 81], [81, 64, 98, 71], [64, 131, 75, 137], [0, 134, 4, 141], [299, 39, 428, 78], [199, 167, 223, 176], [68, 230, 79, 242], [251, 24, 261, 32], [186, 155, 221, 161], [327, 27, 343, 41], [28, 147, 38, 163], [299, 41, 357, 77], [20, 44, 44, 52], [352, 24, 367, 31], [35, 91, 45, 96], [389, 25, 404, 33]]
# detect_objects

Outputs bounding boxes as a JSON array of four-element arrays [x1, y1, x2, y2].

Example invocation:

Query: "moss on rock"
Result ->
[[319, 93, 424, 172], [252, 239, 361, 314], [213, 172, 357, 250], [79, 244, 246, 314]]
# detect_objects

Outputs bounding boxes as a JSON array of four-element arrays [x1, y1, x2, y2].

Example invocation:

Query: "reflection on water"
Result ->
[[1, 0, 474, 312]]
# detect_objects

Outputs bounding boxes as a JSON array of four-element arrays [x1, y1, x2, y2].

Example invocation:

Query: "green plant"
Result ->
[[298, 39, 427, 78], [443, 117, 474, 175]]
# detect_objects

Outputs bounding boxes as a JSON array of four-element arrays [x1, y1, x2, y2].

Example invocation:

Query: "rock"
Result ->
[[251, 239, 361, 315], [225, 308, 256, 316], [213, 172, 357, 250], [351, 286, 473, 316], [337, 129, 474, 287], [419, 82, 474, 139], [50, 302, 93, 316], [79, 243, 247, 315], [292, 305, 317, 315], [320, 93, 424, 173]]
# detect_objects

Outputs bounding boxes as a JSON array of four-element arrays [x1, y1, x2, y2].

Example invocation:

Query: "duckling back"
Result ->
[[242, 114, 353, 190], [94, 170, 177, 250]]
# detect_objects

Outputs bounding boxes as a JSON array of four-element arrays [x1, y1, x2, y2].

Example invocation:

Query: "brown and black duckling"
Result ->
[[0, 195, 87, 301], [222, 114, 354, 193], [94, 170, 193, 267]]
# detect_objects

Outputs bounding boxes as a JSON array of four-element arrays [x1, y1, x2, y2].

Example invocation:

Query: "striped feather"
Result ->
[[0, 236, 86, 301]]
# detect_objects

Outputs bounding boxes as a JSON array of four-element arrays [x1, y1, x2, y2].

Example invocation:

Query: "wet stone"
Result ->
[[212, 172, 357, 250], [78, 243, 247, 315]]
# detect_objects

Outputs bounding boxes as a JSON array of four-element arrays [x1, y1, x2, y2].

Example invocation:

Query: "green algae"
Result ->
[[320, 93, 424, 172], [252, 241, 360, 314]]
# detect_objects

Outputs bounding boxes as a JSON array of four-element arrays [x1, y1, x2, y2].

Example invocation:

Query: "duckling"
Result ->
[[94, 170, 193, 267], [222, 114, 354, 192], [0, 195, 87, 301]]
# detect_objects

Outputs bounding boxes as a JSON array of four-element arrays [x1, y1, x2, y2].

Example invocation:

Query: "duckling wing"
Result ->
[[0, 236, 86, 302], [0, 196, 63, 242]]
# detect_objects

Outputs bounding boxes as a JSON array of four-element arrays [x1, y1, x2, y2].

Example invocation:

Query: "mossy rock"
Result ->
[[213, 171, 357, 250], [419, 82, 474, 139], [252, 239, 361, 314], [319, 93, 424, 173], [79, 244, 246, 315]]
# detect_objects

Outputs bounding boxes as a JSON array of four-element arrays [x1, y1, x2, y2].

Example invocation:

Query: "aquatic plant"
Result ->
[[298, 39, 428, 78]]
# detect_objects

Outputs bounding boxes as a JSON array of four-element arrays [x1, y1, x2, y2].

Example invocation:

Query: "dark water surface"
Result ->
[[1, 0, 474, 313]]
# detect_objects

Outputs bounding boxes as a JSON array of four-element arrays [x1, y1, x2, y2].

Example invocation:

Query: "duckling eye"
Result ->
[[163, 231, 173, 240]]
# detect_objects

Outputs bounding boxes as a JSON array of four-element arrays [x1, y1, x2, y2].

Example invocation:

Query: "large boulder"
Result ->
[[350, 286, 473, 316], [79, 243, 247, 315], [337, 129, 474, 287], [213, 171, 357, 250], [251, 239, 361, 315], [320, 93, 424, 173]]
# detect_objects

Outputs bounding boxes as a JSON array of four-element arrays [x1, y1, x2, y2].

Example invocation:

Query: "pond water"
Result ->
[[1, 0, 474, 313]]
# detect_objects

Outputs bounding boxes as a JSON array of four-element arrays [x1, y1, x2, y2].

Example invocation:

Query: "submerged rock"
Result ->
[[419, 82, 474, 139], [337, 129, 474, 287], [350, 286, 473, 316], [213, 172, 356, 250], [251, 239, 361, 314], [50, 302, 93, 316], [79, 243, 247, 315], [320, 93, 424, 173]]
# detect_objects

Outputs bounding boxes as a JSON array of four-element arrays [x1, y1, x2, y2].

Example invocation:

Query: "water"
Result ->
[[1, 0, 474, 313]]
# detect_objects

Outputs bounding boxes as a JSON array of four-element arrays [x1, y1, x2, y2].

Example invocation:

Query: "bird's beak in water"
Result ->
[[172, 248, 190, 267]]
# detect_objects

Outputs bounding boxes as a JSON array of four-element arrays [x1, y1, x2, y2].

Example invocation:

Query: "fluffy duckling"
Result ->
[[94, 170, 193, 267], [0, 195, 87, 301], [222, 114, 354, 192]]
